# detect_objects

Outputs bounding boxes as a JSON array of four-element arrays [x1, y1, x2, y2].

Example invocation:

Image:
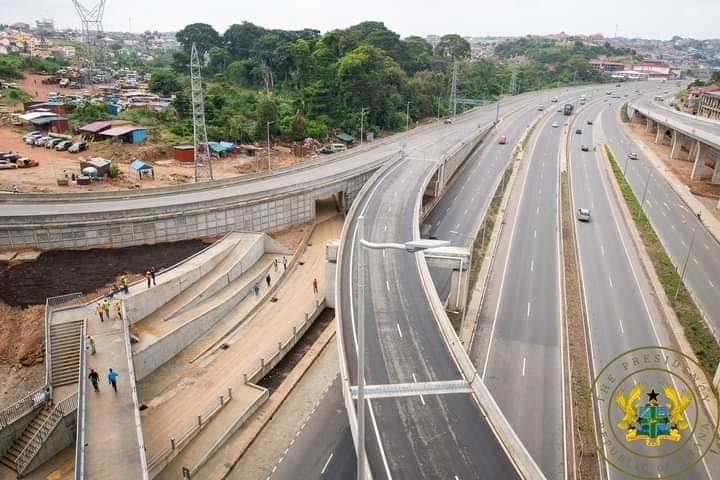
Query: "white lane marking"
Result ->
[[609, 276, 614, 288], [538, 188, 542, 195], [388, 206, 392, 213], [382, 250, 385, 258], [693, 258, 699, 265], [681, 240, 686, 248], [533, 229, 537, 239], [386, 280, 390, 292], [456, 223, 461, 229], [522, 357, 527, 377], [600, 244, 605, 256], [671, 224, 676, 231], [412, 373, 426, 405], [527, 302, 531, 317], [618, 317, 625, 333], [383, 225, 387, 232], [530, 259, 534, 272], [705, 243, 710, 251], [396, 323, 403, 338], [710, 280, 716, 288], [536, 206, 540, 214], [321, 453, 334, 475]]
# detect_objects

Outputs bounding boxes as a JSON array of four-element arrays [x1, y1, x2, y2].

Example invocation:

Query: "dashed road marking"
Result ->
[[396, 323, 403, 338], [522, 357, 526, 376], [321, 453, 334, 475]]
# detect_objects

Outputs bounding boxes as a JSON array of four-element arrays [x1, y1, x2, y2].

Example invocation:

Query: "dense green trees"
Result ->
[[162, 22, 619, 143], [149, 68, 183, 95]]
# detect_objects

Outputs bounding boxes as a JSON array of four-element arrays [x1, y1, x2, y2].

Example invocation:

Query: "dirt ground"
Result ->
[[629, 124, 720, 221], [0, 125, 315, 193], [0, 238, 213, 408]]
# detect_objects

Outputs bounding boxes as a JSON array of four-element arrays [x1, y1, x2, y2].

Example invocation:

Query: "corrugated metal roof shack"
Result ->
[[30, 115, 68, 133], [174, 145, 194, 163], [78, 120, 133, 139], [100, 125, 147, 144]]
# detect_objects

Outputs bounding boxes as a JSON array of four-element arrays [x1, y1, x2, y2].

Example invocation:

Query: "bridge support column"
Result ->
[[670, 131, 683, 160], [690, 141, 706, 181], [324, 240, 338, 308], [655, 125, 667, 145], [646, 118, 656, 133], [712, 156, 720, 184], [425, 247, 471, 313]]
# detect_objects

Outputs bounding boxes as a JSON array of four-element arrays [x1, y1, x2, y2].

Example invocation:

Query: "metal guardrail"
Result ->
[[15, 393, 78, 474], [74, 320, 87, 480], [0, 292, 82, 431]]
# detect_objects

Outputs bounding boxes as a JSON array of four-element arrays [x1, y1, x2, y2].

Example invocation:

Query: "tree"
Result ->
[[435, 34, 471, 59], [401, 36, 433, 74], [712, 70, 720, 85], [254, 95, 279, 137], [224, 22, 266, 58], [149, 68, 182, 95], [175, 23, 221, 58]]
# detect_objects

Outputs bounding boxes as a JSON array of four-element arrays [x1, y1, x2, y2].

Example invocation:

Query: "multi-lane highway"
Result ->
[[601, 98, 720, 338], [571, 96, 719, 480]]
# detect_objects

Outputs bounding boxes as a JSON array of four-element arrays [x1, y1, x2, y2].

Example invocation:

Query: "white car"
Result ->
[[577, 208, 591, 222], [552, 121, 560, 128]]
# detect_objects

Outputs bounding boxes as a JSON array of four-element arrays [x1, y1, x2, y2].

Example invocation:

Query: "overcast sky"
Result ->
[[1, 0, 717, 40]]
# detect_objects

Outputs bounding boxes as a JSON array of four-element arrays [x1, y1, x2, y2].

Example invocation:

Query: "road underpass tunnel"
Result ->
[[315, 194, 344, 221]]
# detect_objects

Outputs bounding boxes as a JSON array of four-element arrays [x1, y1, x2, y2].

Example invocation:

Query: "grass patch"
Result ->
[[605, 145, 720, 377]]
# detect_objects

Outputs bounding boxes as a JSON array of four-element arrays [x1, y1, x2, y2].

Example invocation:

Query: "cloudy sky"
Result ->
[[1, 0, 717, 39]]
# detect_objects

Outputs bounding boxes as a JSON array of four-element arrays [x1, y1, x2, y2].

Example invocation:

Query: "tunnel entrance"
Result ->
[[315, 194, 342, 222]]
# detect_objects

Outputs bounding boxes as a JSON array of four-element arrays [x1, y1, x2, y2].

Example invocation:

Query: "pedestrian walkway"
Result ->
[[83, 302, 145, 480], [139, 216, 342, 479]]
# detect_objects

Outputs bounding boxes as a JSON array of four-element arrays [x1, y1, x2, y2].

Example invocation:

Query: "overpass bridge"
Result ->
[[628, 96, 720, 206]]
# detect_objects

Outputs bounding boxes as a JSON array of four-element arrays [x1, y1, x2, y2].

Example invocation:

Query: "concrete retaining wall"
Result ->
[[0, 163, 382, 250], [132, 264, 271, 381], [124, 237, 240, 324]]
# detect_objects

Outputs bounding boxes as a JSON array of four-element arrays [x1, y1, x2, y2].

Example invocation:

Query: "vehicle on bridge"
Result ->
[[628, 152, 638, 160], [498, 135, 507, 144], [563, 103, 574, 115], [581, 144, 589, 152]]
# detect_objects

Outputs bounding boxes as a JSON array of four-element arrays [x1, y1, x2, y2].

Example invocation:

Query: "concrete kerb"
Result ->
[[600, 144, 719, 424], [411, 129, 546, 480], [461, 112, 541, 349], [334, 155, 405, 480], [619, 111, 720, 246]]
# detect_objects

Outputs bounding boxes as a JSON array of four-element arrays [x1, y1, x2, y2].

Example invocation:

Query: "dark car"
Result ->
[[575, 129, 582, 134], [581, 145, 589, 152], [586, 120, 593, 125]]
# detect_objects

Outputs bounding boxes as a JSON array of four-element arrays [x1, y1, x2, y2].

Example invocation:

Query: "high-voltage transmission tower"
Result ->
[[72, 0, 106, 77], [190, 43, 213, 182], [448, 60, 459, 118]]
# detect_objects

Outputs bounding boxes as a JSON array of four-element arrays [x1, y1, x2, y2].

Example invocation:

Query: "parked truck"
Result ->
[[563, 103, 574, 115]]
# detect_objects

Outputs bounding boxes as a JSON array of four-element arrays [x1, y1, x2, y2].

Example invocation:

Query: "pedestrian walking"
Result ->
[[120, 275, 129, 294], [41, 387, 53, 410], [312, 277, 319, 294], [88, 369, 100, 392], [108, 368, 118, 392], [87, 335, 96, 355], [253, 283, 260, 296], [282, 256, 287, 271], [103, 299, 111, 321], [150, 266, 157, 286], [273, 258, 278, 272], [114, 301, 122, 320], [96, 302, 104, 322], [266, 274, 271, 288], [145, 270, 152, 288]]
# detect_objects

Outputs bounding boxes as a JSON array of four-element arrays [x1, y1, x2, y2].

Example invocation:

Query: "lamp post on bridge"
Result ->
[[355, 215, 449, 480]]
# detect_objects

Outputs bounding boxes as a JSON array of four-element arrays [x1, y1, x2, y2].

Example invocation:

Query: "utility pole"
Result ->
[[405, 101, 411, 131], [267, 120, 275, 172], [675, 228, 697, 300], [509, 61, 518, 96], [359, 107, 369, 145], [190, 43, 213, 182], [449, 60, 459, 118], [495, 100, 500, 124]]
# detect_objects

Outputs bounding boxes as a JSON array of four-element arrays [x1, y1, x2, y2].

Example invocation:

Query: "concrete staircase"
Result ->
[[50, 320, 83, 387], [0, 408, 51, 471]]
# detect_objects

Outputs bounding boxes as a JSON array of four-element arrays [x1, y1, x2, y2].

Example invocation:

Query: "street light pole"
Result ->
[[674, 228, 696, 300], [356, 215, 366, 480], [360, 107, 369, 145]]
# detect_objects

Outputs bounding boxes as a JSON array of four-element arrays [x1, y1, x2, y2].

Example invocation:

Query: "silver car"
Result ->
[[577, 208, 591, 222]]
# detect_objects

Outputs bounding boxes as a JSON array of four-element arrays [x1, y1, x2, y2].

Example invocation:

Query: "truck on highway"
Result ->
[[563, 103, 574, 115]]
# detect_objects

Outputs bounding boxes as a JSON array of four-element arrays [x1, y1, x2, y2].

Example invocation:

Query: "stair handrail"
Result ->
[[0, 292, 82, 430], [74, 320, 87, 480], [15, 393, 78, 474]]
